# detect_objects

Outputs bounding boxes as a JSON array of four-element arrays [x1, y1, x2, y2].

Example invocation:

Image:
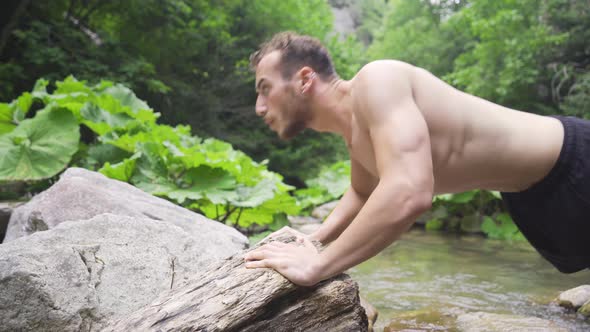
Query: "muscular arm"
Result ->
[[314, 63, 434, 281], [311, 159, 377, 244], [244, 62, 435, 286]]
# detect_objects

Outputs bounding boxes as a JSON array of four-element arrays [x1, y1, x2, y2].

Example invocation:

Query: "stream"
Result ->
[[348, 228, 590, 331]]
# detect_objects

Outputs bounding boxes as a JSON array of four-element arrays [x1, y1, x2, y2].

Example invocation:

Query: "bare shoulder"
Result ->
[[353, 60, 416, 87], [351, 60, 417, 121]]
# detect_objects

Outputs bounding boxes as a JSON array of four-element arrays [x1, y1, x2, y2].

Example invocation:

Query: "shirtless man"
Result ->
[[244, 32, 590, 286]]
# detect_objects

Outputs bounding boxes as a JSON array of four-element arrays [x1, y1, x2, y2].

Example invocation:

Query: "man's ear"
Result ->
[[298, 66, 316, 94]]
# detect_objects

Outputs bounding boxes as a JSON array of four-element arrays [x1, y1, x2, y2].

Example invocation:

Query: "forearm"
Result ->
[[310, 186, 367, 244], [314, 183, 431, 281]]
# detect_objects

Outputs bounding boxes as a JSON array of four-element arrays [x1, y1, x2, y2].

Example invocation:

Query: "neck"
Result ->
[[307, 77, 353, 143]]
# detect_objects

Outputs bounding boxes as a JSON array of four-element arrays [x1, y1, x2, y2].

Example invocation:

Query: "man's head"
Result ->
[[250, 32, 337, 139]]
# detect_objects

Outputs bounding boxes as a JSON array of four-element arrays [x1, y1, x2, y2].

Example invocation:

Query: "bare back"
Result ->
[[349, 60, 564, 194]]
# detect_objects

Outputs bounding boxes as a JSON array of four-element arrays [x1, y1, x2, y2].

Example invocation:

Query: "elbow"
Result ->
[[404, 190, 432, 218]]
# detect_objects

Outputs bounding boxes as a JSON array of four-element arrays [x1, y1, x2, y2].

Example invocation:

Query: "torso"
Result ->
[[348, 60, 564, 194]]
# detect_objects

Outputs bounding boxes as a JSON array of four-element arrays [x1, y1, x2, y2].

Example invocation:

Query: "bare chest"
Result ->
[[349, 117, 379, 177]]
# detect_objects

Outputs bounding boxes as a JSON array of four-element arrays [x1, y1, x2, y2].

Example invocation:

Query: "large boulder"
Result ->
[[0, 213, 245, 332], [4, 167, 247, 249], [106, 231, 368, 331]]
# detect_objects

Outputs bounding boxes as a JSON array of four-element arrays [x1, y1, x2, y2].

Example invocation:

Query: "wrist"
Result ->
[[309, 230, 324, 243], [306, 254, 327, 285]]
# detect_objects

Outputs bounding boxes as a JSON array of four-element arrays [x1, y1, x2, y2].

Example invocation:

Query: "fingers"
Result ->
[[244, 259, 278, 269], [244, 242, 287, 261], [244, 249, 277, 261]]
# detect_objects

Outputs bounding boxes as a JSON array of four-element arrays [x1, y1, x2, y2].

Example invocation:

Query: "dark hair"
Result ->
[[249, 31, 337, 81]]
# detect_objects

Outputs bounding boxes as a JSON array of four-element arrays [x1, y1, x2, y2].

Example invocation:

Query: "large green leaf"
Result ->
[[227, 179, 277, 208], [99, 155, 138, 182], [80, 103, 134, 135], [102, 84, 151, 114], [0, 103, 15, 135], [0, 93, 34, 135], [166, 166, 236, 204], [0, 108, 80, 181]]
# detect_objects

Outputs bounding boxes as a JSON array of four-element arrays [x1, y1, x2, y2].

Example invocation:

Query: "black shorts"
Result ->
[[501, 115, 590, 273]]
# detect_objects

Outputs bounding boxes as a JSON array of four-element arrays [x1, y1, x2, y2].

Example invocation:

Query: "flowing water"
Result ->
[[348, 228, 590, 331]]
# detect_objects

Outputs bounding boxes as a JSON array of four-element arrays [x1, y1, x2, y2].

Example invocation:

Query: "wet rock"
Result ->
[[579, 300, 590, 317], [556, 285, 590, 309], [4, 168, 247, 251], [360, 295, 378, 331], [0, 213, 243, 331], [384, 308, 456, 331], [105, 231, 368, 331], [311, 200, 338, 220], [456, 312, 567, 332]]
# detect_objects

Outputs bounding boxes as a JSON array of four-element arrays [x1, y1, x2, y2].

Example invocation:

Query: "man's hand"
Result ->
[[244, 237, 323, 286]]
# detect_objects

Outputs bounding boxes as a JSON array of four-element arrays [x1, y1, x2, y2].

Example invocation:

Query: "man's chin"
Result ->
[[278, 127, 305, 140]]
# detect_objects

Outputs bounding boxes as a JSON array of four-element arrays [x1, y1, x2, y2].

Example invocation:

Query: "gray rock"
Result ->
[[456, 312, 567, 332], [288, 215, 321, 227], [106, 230, 368, 331], [556, 285, 590, 309], [0, 213, 241, 332], [0, 201, 23, 243], [4, 167, 247, 250], [311, 200, 339, 220], [288, 215, 322, 235], [360, 295, 378, 332], [297, 223, 322, 235]]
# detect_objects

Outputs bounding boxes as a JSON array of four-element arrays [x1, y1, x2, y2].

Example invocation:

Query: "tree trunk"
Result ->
[[105, 231, 368, 331]]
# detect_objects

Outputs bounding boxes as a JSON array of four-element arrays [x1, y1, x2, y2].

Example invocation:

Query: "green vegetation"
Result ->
[[1, 0, 588, 240], [294, 160, 351, 214], [0, 77, 299, 230]]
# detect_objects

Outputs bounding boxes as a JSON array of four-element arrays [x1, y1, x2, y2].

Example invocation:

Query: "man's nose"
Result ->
[[255, 97, 267, 117]]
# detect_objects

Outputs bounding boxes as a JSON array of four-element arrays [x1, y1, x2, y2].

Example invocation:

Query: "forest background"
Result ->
[[1, 0, 588, 238]]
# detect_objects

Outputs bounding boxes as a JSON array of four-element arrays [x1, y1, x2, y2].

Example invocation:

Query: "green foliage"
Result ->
[[425, 218, 444, 231], [367, 0, 588, 114], [0, 77, 300, 229], [0, 108, 79, 182], [429, 190, 524, 240], [443, 0, 566, 107], [295, 160, 350, 213], [0, 0, 365, 188], [367, 0, 468, 76], [481, 213, 525, 241]]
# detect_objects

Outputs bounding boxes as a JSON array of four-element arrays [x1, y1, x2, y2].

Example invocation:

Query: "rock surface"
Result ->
[[360, 295, 378, 332], [0, 201, 22, 243], [106, 232, 368, 331], [311, 200, 338, 220], [579, 300, 590, 317], [4, 167, 247, 249], [556, 285, 590, 309], [0, 213, 246, 331], [456, 312, 567, 332]]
